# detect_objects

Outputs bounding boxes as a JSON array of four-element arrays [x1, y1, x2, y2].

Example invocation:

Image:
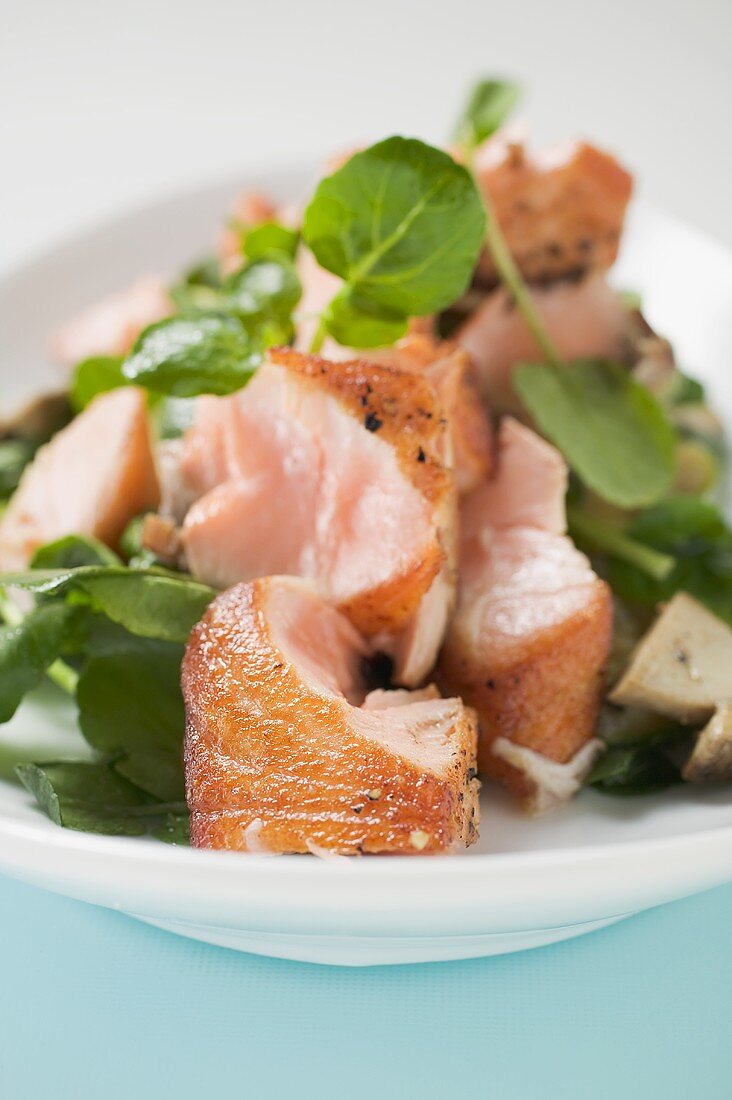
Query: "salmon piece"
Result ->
[[350, 336, 493, 681], [179, 348, 455, 679], [385, 564, 455, 690], [0, 388, 159, 569], [462, 417, 566, 534], [474, 132, 633, 284], [218, 191, 280, 277], [439, 419, 612, 813], [51, 276, 172, 369], [364, 336, 494, 494], [457, 272, 630, 413], [182, 576, 480, 854]]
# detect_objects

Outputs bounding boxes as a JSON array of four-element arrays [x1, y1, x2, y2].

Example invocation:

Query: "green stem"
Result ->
[[0, 587, 22, 628], [308, 316, 328, 355], [0, 587, 79, 696], [482, 190, 561, 366], [46, 657, 79, 696], [567, 506, 676, 581]]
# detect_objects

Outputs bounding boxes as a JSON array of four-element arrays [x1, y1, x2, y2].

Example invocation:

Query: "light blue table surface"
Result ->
[[1, 874, 730, 1100]]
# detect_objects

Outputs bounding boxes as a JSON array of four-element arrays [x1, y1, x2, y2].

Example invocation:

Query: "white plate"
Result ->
[[0, 169, 731, 967]]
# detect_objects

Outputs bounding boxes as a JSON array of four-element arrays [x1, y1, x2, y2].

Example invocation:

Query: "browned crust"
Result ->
[[267, 347, 451, 506], [439, 578, 612, 803], [478, 141, 633, 285], [427, 349, 494, 493], [183, 579, 479, 854], [338, 546, 445, 637]]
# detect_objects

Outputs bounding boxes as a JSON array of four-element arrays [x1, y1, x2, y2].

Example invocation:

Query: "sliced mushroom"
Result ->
[[610, 593, 732, 724], [682, 704, 732, 784]]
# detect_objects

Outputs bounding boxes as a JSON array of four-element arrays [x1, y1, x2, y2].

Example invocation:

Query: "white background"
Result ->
[[2, 0, 731, 269]]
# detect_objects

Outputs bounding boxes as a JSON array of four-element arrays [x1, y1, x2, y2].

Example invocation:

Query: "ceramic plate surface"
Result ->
[[0, 168, 731, 966]]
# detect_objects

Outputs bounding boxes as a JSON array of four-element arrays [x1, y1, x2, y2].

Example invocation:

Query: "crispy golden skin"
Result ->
[[440, 571, 612, 800], [183, 577, 480, 854]]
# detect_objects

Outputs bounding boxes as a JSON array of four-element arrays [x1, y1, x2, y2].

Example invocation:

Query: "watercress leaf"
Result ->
[[609, 497, 732, 625], [180, 256, 223, 290], [587, 743, 682, 796], [630, 495, 727, 547], [0, 602, 82, 723], [123, 313, 261, 397], [77, 638, 186, 801], [153, 811, 190, 844], [168, 258, 225, 313], [168, 283, 224, 314], [16, 760, 182, 837], [70, 356, 126, 411], [1, 566, 216, 643], [223, 256, 301, 343], [0, 439, 34, 499], [31, 534, 121, 570], [324, 288, 409, 348], [243, 222, 299, 262], [303, 137, 486, 319], [119, 515, 148, 562], [514, 360, 676, 508], [669, 372, 705, 406], [453, 78, 521, 151], [597, 701, 688, 749]]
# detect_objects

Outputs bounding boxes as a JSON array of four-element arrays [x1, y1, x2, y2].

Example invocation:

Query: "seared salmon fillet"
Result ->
[[363, 336, 494, 494], [439, 419, 611, 813], [0, 388, 159, 569], [341, 334, 492, 680], [457, 272, 630, 413], [51, 276, 172, 369], [179, 348, 456, 680], [474, 131, 633, 285], [183, 576, 480, 854]]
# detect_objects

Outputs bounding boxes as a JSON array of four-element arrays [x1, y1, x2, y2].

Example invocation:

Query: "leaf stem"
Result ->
[[481, 190, 561, 366], [46, 657, 80, 696], [308, 316, 328, 355], [567, 506, 676, 581], [0, 587, 79, 696]]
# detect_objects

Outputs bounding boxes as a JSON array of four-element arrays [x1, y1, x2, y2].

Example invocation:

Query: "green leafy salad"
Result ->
[[0, 77, 729, 845]]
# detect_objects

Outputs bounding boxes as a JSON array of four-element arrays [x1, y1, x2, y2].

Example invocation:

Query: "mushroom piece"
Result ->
[[610, 593, 732, 724], [683, 704, 732, 784]]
